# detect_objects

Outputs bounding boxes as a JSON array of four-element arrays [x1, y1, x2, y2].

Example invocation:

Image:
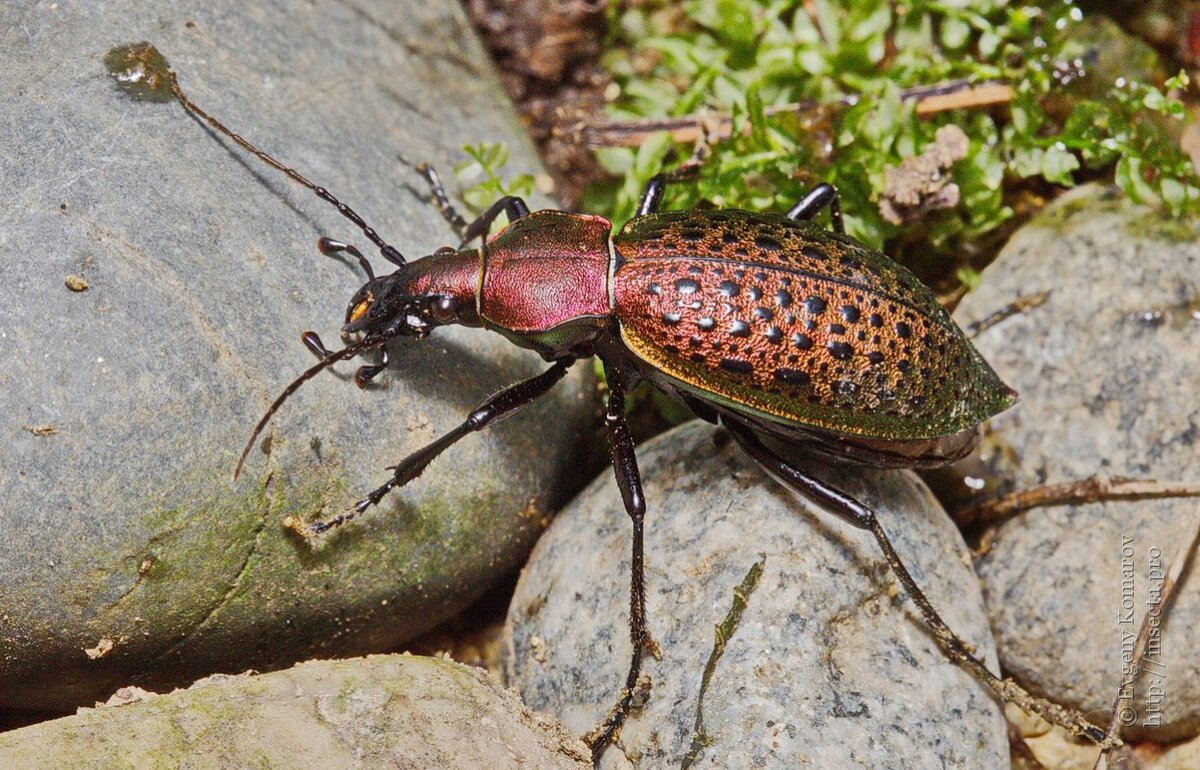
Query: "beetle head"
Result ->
[[342, 270, 462, 341]]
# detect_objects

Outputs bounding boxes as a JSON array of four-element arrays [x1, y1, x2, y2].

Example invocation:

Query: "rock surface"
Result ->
[[0, 0, 593, 713], [0, 655, 592, 769], [504, 421, 1007, 769], [956, 185, 1200, 742]]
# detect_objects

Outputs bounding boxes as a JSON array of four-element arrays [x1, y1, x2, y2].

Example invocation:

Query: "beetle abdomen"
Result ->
[[612, 210, 1016, 441]]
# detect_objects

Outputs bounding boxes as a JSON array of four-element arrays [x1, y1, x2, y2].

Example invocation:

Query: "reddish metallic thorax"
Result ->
[[479, 211, 613, 354]]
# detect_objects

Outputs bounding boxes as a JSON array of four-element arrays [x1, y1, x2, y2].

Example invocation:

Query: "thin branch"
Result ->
[[1093, 509, 1200, 770], [964, 291, 1051, 339], [915, 82, 1015, 115], [957, 477, 1200, 529], [576, 81, 1014, 148]]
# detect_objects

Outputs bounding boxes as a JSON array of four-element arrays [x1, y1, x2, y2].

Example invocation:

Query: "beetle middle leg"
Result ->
[[414, 162, 530, 247], [635, 166, 701, 217], [306, 357, 575, 534], [583, 362, 651, 762], [721, 418, 1116, 748], [786, 183, 845, 234]]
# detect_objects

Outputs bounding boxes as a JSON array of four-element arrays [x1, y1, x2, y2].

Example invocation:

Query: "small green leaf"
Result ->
[[956, 266, 982, 291], [941, 16, 971, 49], [1115, 157, 1155, 203], [1040, 145, 1080, 186]]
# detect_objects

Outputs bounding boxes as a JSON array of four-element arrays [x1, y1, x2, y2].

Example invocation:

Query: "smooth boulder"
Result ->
[[504, 420, 1007, 769], [0, 655, 592, 769], [957, 185, 1200, 742], [0, 0, 592, 714]]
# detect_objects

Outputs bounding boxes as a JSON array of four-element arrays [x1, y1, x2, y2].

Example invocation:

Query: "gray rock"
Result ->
[[504, 421, 1007, 769], [0, 654, 592, 769], [956, 185, 1200, 742], [0, 1, 593, 713]]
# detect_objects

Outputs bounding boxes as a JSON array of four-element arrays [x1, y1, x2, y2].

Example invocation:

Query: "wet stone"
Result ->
[[504, 421, 1006, 769], [955, 185, 1200, 742], [0, 0, 591, 714], [0, 655, 591, 769]]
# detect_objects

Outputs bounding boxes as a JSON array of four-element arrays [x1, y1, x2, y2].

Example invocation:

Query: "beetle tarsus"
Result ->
[[415, 163, 531, 246], [308, 511, 353, 535], [415, 162, 470, 237]]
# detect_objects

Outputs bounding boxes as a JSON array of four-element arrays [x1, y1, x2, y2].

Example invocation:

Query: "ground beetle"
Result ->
[[168, 71, 1114, 761]]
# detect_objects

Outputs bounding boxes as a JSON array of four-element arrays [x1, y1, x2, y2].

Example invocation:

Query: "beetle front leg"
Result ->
[[457, 194, 531, 247], [583, 365, 650, 763], [305, 357, 575, 534], [414, 162, 530, 246], [721, 418, 1116, 749], [786, 183, 845, 233]]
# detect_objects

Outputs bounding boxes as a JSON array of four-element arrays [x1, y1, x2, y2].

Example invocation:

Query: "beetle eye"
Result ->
[[348, 291, 374, 323], [431, 296, 458, 324]]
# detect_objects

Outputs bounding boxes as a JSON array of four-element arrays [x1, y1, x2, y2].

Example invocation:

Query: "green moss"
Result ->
[[580, 2, 1200, 272], [681, 558, 765, 769], [1125, 210, 1200, 243], [1029, 186, 1126, 232]]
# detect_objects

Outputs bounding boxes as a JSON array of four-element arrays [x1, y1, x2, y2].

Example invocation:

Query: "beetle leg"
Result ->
[[306, 357, 575, 534], [414, 162, 530, 246], [584, 365, 650, 763], [635, 163, 703, 217], [721, 418, 1114, 748], [785, 183, 845, 234], [635, 176, 667, 216], [457, 195, 531, 247], [413, 162, 470, 236]]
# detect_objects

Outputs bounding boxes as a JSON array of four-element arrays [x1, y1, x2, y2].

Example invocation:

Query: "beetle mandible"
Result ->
[[167, 72, 1114, 761]]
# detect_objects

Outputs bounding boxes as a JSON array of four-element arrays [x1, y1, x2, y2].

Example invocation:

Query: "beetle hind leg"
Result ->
[[720, 418, 1115, 748]]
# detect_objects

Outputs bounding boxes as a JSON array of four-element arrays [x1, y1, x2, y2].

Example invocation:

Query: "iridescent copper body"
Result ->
[[375, 207, 1015, 469]]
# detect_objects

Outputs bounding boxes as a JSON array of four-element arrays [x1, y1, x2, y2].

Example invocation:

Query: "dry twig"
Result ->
[[576, 80, 1014, 148], [957, 477, 1200, 529]]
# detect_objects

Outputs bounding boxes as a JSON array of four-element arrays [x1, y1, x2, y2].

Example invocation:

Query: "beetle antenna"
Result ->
[[168, 71, 407, 268], [234, 336, 379, 480]]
